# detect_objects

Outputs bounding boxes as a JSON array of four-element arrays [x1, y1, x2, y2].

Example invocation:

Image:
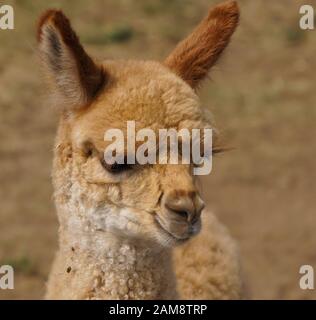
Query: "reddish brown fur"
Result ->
[[164, 0, 239, 88]]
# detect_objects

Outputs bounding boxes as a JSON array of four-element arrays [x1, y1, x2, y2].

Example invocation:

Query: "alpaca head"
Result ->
[[38, 1, 239, 248]]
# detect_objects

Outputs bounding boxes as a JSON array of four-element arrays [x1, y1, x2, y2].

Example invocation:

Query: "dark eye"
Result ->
[[101, 158, 132, 174]]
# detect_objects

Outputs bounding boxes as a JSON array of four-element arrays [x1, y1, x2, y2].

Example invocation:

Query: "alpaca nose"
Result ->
[[164, 191, 205, 224]]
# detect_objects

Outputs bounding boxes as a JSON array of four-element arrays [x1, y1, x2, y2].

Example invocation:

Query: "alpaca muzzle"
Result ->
[[157, 190, 205, 241]]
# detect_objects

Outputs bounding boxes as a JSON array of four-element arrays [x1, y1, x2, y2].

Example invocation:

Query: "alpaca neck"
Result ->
[[54, 204, 178, 300]]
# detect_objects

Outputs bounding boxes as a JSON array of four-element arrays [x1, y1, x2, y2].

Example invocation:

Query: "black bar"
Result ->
[[0, 300, 315, 319]]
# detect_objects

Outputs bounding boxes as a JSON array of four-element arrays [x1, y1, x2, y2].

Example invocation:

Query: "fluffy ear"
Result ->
[[37, 10, 105, 110], [164, 0, 239, 89]]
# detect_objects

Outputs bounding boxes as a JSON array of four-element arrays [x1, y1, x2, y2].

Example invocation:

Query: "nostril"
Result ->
[[164, 192, 204, 223]]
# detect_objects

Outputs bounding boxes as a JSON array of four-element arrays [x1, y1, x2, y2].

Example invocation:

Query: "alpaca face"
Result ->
[[38, 2, 239, 247], [66, 60, 208, 246]]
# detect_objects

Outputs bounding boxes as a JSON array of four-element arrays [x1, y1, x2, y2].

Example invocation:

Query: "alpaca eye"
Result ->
[[109, 163, 131, 173], [101, 159, 132, 174]]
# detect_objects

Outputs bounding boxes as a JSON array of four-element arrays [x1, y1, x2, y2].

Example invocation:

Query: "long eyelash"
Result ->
[[212, 145, 234, 155]]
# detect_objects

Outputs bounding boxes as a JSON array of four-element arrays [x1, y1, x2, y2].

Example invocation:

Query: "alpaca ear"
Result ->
[[164, 0, 239, 89], [37, 10, 105, 110]]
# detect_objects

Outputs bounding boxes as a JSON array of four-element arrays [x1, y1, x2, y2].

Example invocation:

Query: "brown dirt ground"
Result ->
[[0, 0, 315, 299]]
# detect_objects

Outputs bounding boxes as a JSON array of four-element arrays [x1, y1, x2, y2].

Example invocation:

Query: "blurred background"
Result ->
[[0, 0, 315, 299]]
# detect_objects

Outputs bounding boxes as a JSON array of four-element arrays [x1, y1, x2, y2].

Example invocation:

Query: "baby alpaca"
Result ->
[[38, 0, 242, 299]]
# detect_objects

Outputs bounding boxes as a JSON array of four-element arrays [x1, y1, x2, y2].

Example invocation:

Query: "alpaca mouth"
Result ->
[[154, 214, 192, 243]]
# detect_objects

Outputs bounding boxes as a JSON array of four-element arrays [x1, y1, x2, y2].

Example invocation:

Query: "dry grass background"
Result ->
[[0, 0, 315, 299]]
